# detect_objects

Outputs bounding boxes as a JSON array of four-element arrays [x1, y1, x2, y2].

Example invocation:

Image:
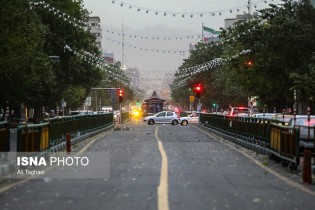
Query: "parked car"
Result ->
[[288, 115, 315, 151], [179, 113, 199, 126], [252, 113, 278, 119], [271, 114, 293, 125], [229, 107, 251, 116], [143, 111, 179, 125]]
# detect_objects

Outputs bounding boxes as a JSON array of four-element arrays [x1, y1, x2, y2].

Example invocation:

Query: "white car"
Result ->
[[288, 115, 315, 151], [252, 113, 278, 119], [229, 107, 251, 116], [179, 113, 199, 126], [143, 111, 179, 125]]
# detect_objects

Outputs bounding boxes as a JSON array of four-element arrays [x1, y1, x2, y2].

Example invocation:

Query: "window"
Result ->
[[157, 112, 166, 117], [166, 112, 173, 116]]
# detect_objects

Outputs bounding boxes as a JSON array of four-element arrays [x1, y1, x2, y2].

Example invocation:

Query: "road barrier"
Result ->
[[0, 122, 10, 152], [17, 122, 49, 152], [47, 113, 113, 147], [14, 113, 113, 152], [199, 113, 309, 170]]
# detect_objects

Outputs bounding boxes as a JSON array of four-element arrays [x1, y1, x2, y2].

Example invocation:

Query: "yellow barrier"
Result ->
[[270, 127, 281, 151], [17, 123, 49, 152]]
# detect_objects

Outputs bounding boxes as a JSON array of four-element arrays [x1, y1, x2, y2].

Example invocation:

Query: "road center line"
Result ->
[[196, 126, 315, 197], [155, 126, 170, 210]]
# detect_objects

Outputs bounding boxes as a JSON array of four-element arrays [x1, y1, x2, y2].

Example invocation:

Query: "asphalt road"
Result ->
[[1, 121, 315, 210]]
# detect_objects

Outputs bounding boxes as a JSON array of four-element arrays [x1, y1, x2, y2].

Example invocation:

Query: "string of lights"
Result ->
[[171, 49, 251, 90], [103, 25, 201, 41], [29, 1, 87, 30], [110, 0, 277, 18], [104, 37, 189, 55], [64, 45, 130, 85]]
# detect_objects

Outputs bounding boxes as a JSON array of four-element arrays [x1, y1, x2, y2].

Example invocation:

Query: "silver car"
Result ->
[[288, 115, 315, 150], [180, 113, 199, 126], [143, 111, 179, 125]]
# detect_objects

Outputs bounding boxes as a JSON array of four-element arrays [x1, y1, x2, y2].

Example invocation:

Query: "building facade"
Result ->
[[88, 16, 103, 53]]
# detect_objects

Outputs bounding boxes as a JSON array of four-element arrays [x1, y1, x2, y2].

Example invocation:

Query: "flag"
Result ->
[[202, 26, 220, 42]]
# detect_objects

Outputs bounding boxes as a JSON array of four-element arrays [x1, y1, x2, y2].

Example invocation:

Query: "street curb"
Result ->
[[197, 123, 269, 155], [0, 123, 114, 178]]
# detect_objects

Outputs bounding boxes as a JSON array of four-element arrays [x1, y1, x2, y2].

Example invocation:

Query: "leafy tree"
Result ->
[[171, 41, 229, 110], [171, 0, 315, 113], [0, 0, 50, 119]]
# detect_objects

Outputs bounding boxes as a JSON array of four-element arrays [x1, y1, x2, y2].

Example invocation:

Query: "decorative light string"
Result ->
[[177, 58, 225, 79], [65, 45, 179, 85], [104, 37, 188, 55], [170, 78, 189, 90], [29, 1, 156, 93], [29, 0, 277, 56], [110, 0, 277, 18], [171, 49, 251, 90], [29, 1, 87, 30], [103, 25, 201, 41], [189, 16, 269, 53], [64, 45, 130, 84], [139, 77, 169, 82]]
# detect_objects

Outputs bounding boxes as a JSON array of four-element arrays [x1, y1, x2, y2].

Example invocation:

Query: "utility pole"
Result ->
[[121, 22, 125, 67], [247, 0, 252, 15]]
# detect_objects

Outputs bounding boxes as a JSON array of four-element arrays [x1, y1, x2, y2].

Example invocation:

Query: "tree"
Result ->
[[0, 0, 108, 119], [171, 0, 315, 113], [0, 0, 50, 119]]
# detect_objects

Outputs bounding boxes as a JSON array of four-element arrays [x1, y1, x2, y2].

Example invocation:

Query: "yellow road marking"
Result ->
[[155, 126, 170, 210], [196, 126, 315, 197], [0, 131, 109, 193]]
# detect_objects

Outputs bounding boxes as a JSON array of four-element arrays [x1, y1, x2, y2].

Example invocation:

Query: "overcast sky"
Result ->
[[83, 0, 283, 90]]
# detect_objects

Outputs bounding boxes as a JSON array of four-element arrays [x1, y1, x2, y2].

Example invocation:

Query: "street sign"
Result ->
[[190, 96, 194, 103]]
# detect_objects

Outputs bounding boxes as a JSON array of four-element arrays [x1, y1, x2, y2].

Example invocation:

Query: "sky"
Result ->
[[83, 0, 284, 91]]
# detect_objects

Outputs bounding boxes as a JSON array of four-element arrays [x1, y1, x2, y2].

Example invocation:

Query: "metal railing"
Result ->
[[199, 113, 307, 170], [15, 113, 114, 152], [17, 122, 49, 152]]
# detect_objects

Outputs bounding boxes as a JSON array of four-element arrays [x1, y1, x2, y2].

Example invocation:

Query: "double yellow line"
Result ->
[[155, 127, 170, 210]]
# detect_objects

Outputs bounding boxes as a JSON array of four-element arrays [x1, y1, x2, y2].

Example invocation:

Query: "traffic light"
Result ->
[[136, 100, 140, 106], [118, 89, 123, 103], [194, 84, 202, 98], [244, 60, 253, 67]]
